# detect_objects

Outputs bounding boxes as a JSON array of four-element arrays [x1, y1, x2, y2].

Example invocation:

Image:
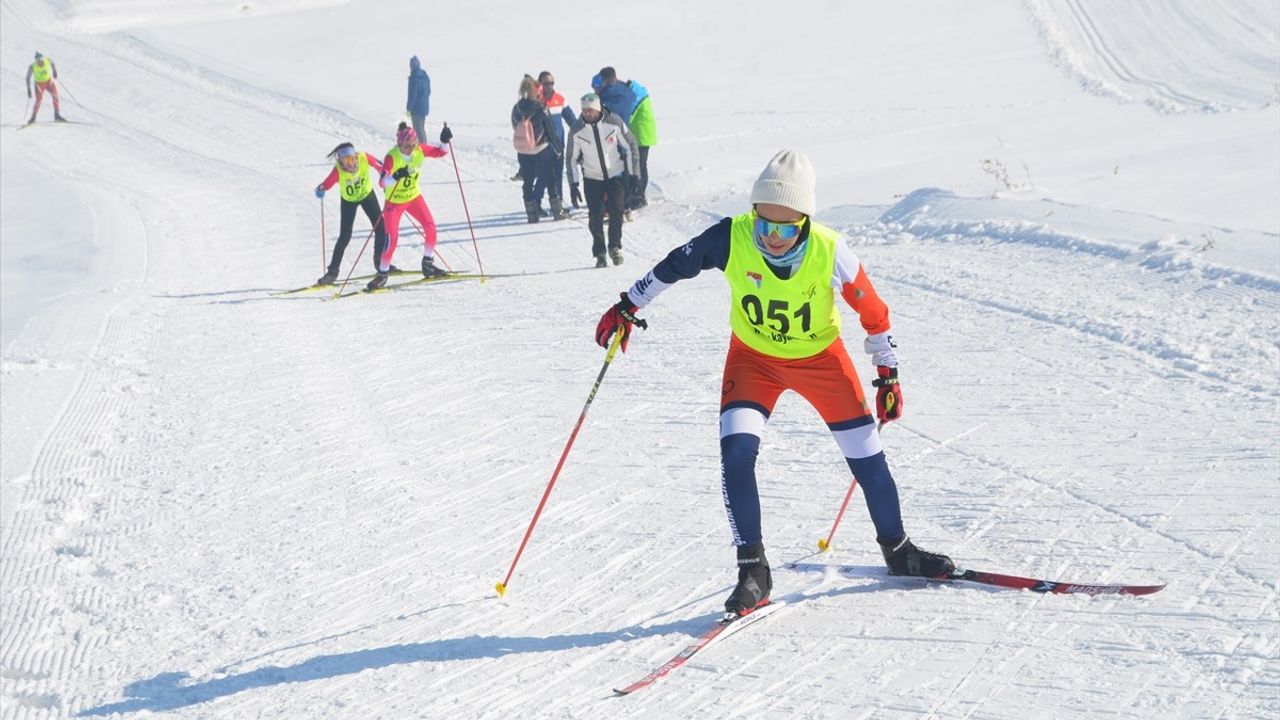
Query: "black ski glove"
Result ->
[[392, 167, 411, 180], [439, 124, 453, 144], [570, 183, 582, 208]]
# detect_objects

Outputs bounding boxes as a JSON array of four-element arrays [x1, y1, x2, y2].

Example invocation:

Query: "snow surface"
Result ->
[[1, 0, 1278, 718]]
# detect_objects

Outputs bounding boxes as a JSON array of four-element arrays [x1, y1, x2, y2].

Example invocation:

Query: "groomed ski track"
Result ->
[[1, 1, 1276, 718]]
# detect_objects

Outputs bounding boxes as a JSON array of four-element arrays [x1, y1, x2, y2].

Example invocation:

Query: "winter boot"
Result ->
[[724, 542, 772, 617], [366, 272, 389, 291], [879, 535, 955, 578], [421, 256, 448, 279], [523, 201, 540, 224], [609, 248, 625, 266], [594, 254, 608, 268], [316, 269, 338, 286], [550, 197, 570, 221]]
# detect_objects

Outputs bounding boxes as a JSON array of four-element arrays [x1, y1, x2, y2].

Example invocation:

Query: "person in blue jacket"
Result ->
[[592, 67, 657, 211], [407, 56, 431, 143]]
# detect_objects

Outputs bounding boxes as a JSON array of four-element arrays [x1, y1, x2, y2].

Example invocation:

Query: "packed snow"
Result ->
[[1, 1, 1277, 718]]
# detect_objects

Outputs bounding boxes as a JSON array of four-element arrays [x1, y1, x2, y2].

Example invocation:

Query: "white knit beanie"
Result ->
[[750, 150, 816, 216]]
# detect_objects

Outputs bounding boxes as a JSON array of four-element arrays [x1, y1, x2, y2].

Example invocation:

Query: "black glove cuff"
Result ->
[[615, 292, 647, 329]]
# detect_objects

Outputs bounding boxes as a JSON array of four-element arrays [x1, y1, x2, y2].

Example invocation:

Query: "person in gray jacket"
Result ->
[[566, 93, 639, 267]]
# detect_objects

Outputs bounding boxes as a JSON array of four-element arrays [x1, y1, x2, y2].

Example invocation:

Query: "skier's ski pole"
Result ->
[[443, 124, 486, 279], [332, 226, 377, 295], [320, 196, 327, 275], [405, 215, 453, 272], [817, 477, 859, 552], [55, 79, 83, 109], [20, 96, 31, 124], [495, 329, 627, 597], [333, 179, 402, 296]]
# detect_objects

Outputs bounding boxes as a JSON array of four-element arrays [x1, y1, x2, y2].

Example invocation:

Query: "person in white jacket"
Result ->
[[565, 93, 640, 267]]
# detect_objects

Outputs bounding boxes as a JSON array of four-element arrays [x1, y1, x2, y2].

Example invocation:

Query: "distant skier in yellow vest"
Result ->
[[594, 150, 955, 618], [25, 52, 65, 124]]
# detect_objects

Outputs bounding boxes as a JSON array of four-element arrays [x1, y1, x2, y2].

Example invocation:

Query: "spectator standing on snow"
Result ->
[[25, 51, 65, 124], [370, 122, 453, 290], [566, 93, 638, 267], [406, 56, 431, 143], [538, 70, 577, 217], [313, 143, 388, 285], [511, 75, 563, 224], [593, 66, 656, 210], [593, 150, 954, 617]]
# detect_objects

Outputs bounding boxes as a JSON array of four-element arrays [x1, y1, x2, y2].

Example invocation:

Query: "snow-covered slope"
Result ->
[[1, 1, 1277, 718]]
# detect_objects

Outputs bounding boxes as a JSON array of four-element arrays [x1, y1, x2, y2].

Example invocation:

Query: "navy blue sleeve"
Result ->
[[652, 218, 732, 283]]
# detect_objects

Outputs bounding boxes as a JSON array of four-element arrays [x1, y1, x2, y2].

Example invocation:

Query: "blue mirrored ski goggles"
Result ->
[[754, 215, 805, 241]]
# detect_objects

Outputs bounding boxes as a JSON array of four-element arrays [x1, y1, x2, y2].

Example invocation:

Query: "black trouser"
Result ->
[[632, 146, 651, 207], [334, 194, 386, 274], [584, 175, 626, 257], [518, 147, 558, 203]]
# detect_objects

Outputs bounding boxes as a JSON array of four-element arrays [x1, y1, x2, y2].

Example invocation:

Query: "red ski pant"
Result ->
[[377, 196, 436, 272], [32, 81, 60, 117]]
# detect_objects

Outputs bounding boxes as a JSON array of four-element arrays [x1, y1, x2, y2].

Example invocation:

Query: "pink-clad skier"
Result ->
[[370, 121, 454, 290]]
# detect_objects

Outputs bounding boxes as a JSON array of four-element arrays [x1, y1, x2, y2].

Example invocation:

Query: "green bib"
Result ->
[[32, 59, 52, 84], [725, 212, 841, 359], [383, 145, 424, 204], [336, 153, 374, 203]]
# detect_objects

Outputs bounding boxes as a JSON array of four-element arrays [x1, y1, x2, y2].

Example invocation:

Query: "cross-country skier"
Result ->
[[314, 143, 388, 285], [594, 149, 954, 617], [25, 52, 65, 124], [370, 122, 452, 291]]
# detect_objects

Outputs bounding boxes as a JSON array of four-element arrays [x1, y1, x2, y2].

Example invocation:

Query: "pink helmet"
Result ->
[[397, 124, 418, 146]]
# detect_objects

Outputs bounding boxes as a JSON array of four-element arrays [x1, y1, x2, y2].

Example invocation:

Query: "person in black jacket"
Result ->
[[511, 75, 563, 223]]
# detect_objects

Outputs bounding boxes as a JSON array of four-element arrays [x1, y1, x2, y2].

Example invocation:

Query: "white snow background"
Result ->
[[1, 0, 1278, 717]]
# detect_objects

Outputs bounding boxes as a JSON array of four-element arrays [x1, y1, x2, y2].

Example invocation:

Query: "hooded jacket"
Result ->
[[407, 56, 431, 116]]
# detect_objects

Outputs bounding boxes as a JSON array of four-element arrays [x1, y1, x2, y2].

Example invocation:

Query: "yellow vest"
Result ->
[[725, 212, 841, 359], [32, 59, 53, 84], [336, 153, 374, 203], [383, 146, 424, 204]]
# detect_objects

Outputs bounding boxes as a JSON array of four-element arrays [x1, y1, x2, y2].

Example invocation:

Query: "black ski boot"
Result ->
[[594, 254, 608, 268], [54, 113, 67, 123], [316, 269, 338, 286], [366, 272, 389, 291], [724, 542, 772, 617], [878, 535, 955, 578], [421, 256, 448, 278]]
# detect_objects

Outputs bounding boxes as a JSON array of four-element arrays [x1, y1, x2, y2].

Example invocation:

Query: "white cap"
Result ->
[[750, 150, 816, 216], [581, 93, 602, 112]]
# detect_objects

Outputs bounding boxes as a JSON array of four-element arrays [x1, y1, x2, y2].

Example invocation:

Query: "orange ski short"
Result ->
[[720, 334, 872, 425]]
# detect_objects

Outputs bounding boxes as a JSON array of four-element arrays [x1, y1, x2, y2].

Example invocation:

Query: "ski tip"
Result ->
[[494, 582, 507, 598]]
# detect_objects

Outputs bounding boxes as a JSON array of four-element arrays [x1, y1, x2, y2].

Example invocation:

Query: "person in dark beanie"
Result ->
[[593, 66, 656, 211], [593, 149, 954, 618], [406, 56, 431, 142], [566, 93, 639, 267]]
